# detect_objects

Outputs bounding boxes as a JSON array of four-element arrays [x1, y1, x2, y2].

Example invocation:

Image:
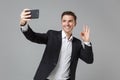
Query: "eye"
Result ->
[[69, 20, 73, 22], [62, 20, 66, 22]]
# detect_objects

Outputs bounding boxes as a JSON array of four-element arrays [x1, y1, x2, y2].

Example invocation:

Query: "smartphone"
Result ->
[[30, 9, 39, 19]]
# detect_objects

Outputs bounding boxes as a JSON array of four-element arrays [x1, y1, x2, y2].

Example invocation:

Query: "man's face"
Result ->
[[61, 15, 76, 34]]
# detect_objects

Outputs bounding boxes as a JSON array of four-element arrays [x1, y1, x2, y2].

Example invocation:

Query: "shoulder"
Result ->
[[73, 36, 82, 44], [47, 30, 60, 33], [47, 30, 61, 35]]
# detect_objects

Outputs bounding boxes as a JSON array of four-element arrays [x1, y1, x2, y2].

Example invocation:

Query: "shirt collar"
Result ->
[[62, 30, 73, 41]]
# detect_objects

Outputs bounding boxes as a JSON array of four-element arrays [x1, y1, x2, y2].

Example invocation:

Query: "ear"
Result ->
[[75, 21, 77, 26]]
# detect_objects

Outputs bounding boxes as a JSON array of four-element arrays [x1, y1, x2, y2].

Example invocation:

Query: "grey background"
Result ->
[[0, 0, 120, 80]]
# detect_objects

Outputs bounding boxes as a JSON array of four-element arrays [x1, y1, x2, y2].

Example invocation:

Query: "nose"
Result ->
[[66, 22, 69, 26]]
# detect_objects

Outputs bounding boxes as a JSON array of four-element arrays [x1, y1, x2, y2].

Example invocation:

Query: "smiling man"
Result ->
[[20, 9, 94, 80]]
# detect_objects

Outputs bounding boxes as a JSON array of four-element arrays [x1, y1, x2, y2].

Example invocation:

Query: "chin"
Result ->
[[65, 30, 72, 33]]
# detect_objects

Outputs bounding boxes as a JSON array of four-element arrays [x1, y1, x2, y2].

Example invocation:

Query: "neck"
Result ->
[[64, 31, 72, 39]]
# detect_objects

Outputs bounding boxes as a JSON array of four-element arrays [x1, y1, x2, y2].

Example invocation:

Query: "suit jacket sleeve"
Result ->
[[79, 43, 94, 64], [21, 25, 48, 44]]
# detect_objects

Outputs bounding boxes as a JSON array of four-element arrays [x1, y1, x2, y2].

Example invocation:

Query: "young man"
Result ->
[[20, 9, 94, 80]]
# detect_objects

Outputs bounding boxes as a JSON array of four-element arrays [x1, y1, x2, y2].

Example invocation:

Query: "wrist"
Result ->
[[20, 20, 27, 26], [83, 39, 90, 42], [83, 42, 91, 46]]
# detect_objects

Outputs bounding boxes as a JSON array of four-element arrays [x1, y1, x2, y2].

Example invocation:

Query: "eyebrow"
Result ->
[[62, 19, 74, 22]]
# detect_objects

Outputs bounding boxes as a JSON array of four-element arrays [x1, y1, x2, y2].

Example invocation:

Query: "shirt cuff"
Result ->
[[21, 25, 28, 32], [83, 42, 91, 46]]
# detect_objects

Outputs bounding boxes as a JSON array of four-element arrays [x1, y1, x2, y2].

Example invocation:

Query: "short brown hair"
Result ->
[[61, 11, 77, 22]]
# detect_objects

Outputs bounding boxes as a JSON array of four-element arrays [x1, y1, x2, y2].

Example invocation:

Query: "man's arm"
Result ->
[[80, 43, 94, 64], [21, 25, 48, 44], [20, 9, 48, 44], [79, 24, 94, 64]]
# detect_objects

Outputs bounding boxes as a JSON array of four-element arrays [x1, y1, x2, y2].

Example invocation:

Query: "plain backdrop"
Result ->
[[0, 0, 120, 80]]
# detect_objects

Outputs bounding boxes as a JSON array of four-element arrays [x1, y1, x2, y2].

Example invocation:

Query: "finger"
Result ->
[[87, 27, 90, 33], [21, 12, 30, 18], [86, 24, 89, 32], [21, 14, 31, 19], [83, 24, 88, 33], [24, 11, 31, 15], [83, 24, 86, 32], [85, 24, 89, 33], [21, 9, 31, 16], [86, 25, 90, 33], [25, 15, 31, 18], [85, 25, 90, 37], [23, 8, 30, 12], [23, 18, 31, 21], [23, 15, 31, 19], [21, 9, 30, 15], [21, 11, 31, 17]]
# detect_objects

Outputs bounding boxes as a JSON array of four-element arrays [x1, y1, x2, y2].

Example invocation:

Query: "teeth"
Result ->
[[66, 26, 70, 28]]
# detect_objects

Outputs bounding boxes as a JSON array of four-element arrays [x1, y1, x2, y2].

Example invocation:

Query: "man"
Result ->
[[20, 9, 94, 80]]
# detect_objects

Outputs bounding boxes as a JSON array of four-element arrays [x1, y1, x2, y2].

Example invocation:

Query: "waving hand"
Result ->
[[80, 24, 90, 42]]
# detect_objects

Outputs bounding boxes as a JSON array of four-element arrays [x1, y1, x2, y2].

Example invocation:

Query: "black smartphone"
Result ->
[[30, 9, 39, 19]]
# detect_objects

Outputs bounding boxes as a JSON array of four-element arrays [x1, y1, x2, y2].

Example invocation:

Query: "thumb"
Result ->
[[80, 32, 84, 37]]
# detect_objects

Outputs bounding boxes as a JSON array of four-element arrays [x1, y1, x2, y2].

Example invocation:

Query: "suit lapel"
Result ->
[[71, 37, 76, 63], [57, 31, 62, 53], [57, 31, 62, 43], [54, 31, 62, 60]]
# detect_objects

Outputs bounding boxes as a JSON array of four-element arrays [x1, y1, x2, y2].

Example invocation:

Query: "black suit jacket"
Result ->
[[22, 25, 94, 80]]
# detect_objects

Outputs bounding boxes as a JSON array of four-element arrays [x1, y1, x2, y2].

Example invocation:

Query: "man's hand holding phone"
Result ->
[[20, 9, 39, 26]]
